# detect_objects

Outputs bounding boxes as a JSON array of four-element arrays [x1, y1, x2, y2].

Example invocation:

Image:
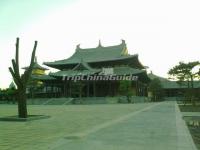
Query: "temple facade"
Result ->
[[33, 40, 150, 98]]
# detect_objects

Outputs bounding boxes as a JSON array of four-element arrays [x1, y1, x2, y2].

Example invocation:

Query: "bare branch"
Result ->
[[24, 41, 37, 83], [15, 37, 20, 78], [9, 67, 20, 88]]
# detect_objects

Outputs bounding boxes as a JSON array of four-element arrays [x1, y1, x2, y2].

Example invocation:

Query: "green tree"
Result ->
[[6, 88, 16, 103], [119, 80, 133, 103], [71, 81, 85, 103], [28, 79, 43, 98], [148, 78, 164, 101], [9, 38, 37, 118], [168, 61, 200, 105]]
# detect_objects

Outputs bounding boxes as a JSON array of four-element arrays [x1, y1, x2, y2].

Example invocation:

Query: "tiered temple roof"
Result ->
[[22, 57, 51, 81], [44, 40, 145, 70], [40, 40, 150, 83], [22, 57, 48, 71]]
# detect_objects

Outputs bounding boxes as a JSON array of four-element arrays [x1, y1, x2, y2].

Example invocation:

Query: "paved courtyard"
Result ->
[[0, 101, 197, 150]]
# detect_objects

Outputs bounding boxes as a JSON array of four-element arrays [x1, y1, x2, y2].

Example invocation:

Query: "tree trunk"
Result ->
[[187, 79, 190, 88], [190, 76, 194, 89], [190, 76, 196, 106], [17, 88, 28, 118]]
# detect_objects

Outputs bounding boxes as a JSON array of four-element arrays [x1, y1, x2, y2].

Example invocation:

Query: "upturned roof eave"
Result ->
[[44, 54, 138, 67]]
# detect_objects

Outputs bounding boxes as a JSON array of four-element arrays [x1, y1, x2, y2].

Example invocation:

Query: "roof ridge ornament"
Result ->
[[98, 40, 102, 47], [121, 39, 126, 45], [76, 44, 81, 50]]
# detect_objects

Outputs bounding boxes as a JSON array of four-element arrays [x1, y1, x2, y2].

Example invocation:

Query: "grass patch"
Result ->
[[178, 104, 200, 112], [187, 125, 200, 150], [180, 104, 200, 150]]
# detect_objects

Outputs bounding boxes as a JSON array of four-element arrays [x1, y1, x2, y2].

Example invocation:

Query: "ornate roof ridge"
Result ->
[[75, 39, 126, 51]]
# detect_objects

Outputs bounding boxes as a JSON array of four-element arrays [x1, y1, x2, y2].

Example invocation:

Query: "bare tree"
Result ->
[[9, 38, 37, 118]]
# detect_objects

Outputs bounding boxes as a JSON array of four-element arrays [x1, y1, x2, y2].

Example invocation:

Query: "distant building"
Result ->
[[22, 57, 54, 97], [22, 57, 48, 76], [148, 72, 200, 97]]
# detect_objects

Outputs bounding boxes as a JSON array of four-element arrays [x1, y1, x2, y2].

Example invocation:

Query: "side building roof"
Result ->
[[148, 72, 200, 89], [148, 72, 169, 82]]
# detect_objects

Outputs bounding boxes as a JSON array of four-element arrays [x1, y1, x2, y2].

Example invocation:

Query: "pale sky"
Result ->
[[0, 0, 200, 88]]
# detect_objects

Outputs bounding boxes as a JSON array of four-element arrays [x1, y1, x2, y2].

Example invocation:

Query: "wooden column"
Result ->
[[135, 81, 138, 96], [109, 81, 112, 96], [45, 84, 48, 98], [87, 81, 90, 97], [136, 81, 141, 96], [51, 85, 54, 98], [93, 81, 96, 97], [63, 82, 65, 97], [62, 82, 64, 97], [69, 81, 72, 97]]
